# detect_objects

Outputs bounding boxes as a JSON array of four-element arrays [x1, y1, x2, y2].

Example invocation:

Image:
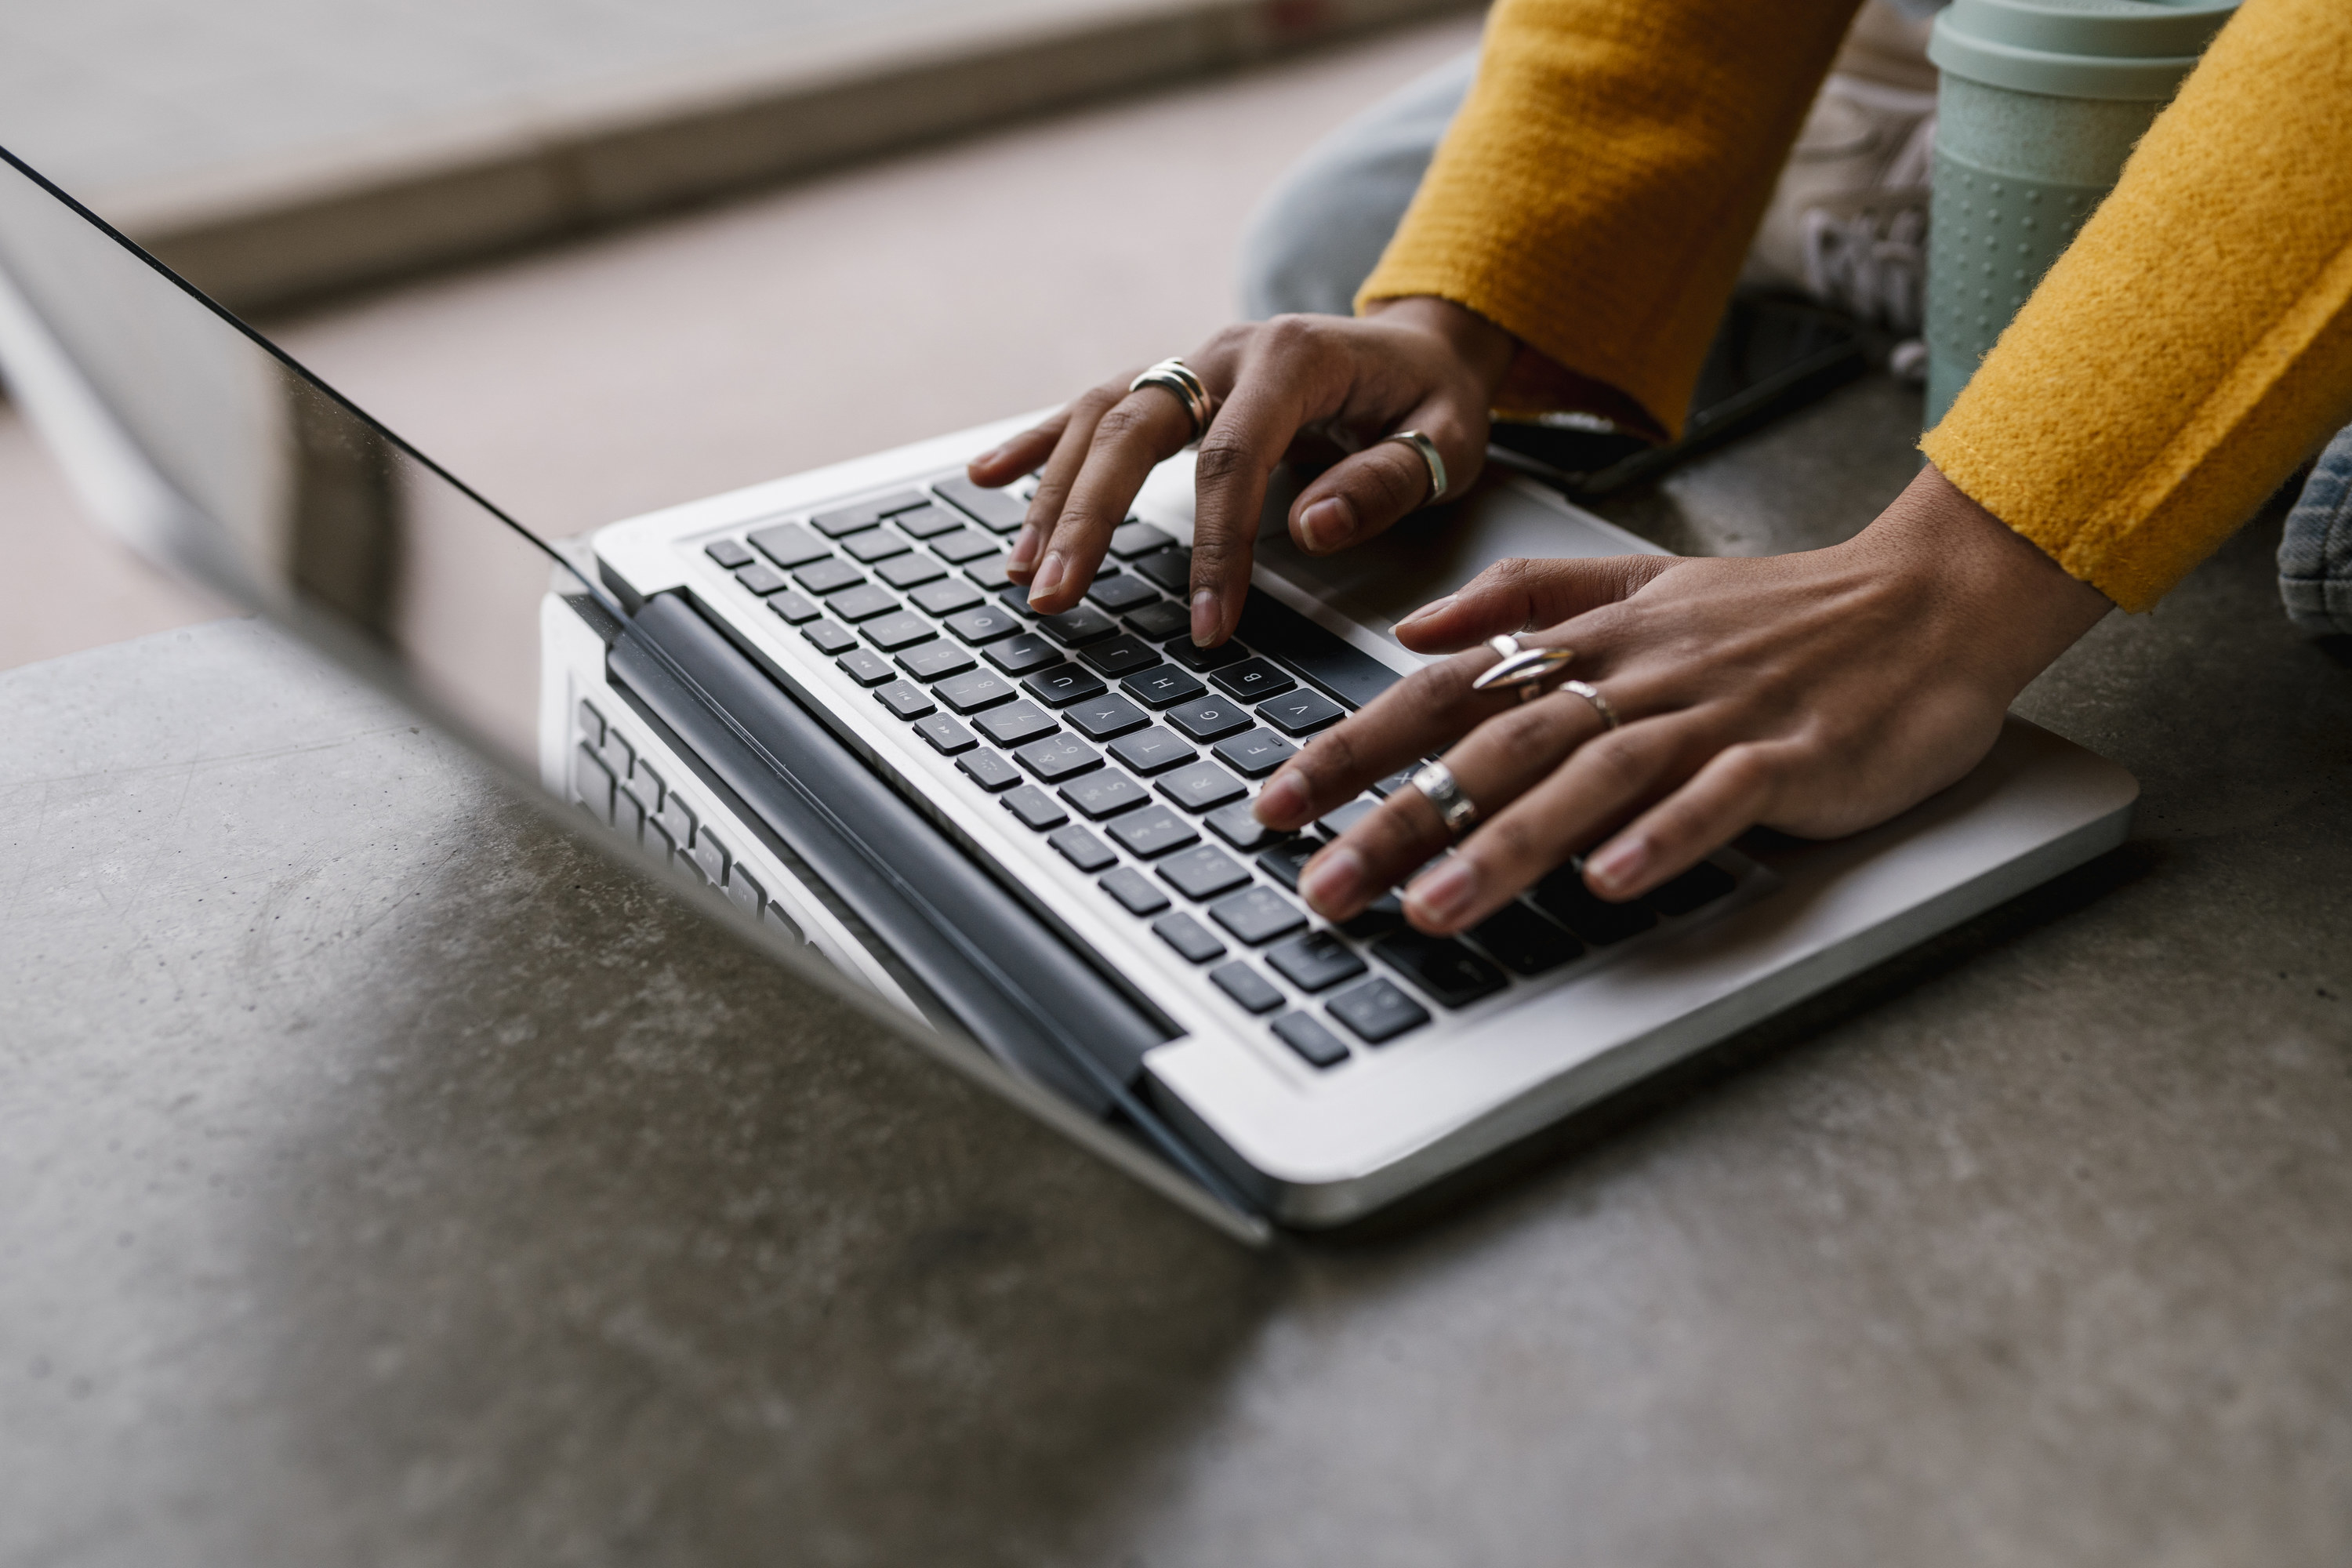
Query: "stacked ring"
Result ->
[[1469, 631, 1579, 703], [1129, 358, 1216, 444]]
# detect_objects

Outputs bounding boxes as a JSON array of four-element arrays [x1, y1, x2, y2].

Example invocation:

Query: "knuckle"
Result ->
[[1579, 730, 1653, 795], [1192, 434, 1256, 488], [1091, 400, 1160, 447]]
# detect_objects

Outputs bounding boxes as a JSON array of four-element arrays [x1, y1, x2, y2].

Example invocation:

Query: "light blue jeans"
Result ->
[[1233, 47, 2352, 634]]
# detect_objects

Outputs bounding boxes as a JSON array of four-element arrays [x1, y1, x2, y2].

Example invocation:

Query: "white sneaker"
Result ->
[[1744, 72, 1936, 337]]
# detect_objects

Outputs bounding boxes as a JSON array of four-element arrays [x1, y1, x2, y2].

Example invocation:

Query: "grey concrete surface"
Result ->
[[5, 366, 2350, 1564], [0, 0, 1475, 310]]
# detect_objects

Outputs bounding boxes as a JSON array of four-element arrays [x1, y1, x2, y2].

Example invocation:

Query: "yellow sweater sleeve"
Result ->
[[1922, 0, 2352, 612], [1357, 0, 1863, 437]]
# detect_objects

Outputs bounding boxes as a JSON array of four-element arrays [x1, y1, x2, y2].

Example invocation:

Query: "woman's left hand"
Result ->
[[1251, 464, 2115, 933]]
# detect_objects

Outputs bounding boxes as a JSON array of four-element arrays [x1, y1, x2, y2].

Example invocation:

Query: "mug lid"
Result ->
[[1929, 0, 2239, 100]]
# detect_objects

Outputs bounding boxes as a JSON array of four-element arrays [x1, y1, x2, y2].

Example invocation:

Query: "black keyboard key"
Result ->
[[1236, 593, 1403, 710], [829, 584, 902, 622], [1132, 548, 1192, 592], [801, 619, 858, 655], [945, 605, 1022, 645], [1327, 978, 1430, 1044], [933, 474, 1028, 532], [1209, 961, 1285, 1014], [1207, 800, 1290, 852], [1064, 694, 1149, 742], [1261, 688, 1347, 736], [997, 583, 1045, 619], [573, 742, 616, 822], [1156, 759, 1246, 812], [956, 749, 1021, 792], [1167, 696, 1255, 742], [1153, 912, 1228, 964], [836, 648, 896, 687], [930, 528, 997, 564], [1105, 804, 1200, 858], [963, 554, 1011, 590], [1060, 771, 1149, 820], [896, 641, 976, 682], [1371, 930, 1508, 1007], [1267, 930, 1368, 993], [1023, 663, 1109, 708], [1211, 657, 1296, 702], [862, 610, 935, 651], [812, 488, 925, 536], [1049, 825, 1117, 873], [1157, 844, 1250, 901], [1101, 867, 1171, 916], [984, 633, 1062, 676], [913, 713, 978, 755], [1341, 892, 1407, 940], [1014, 734, 1102, 782], [1165, 637, 1250, 673], [736, 562, 788, 596], [909, 578, 982, 617], [889, 501, 964, 539], [1208, 885, 1306, 946], [1086, 573, 1160, 613], [1109, 726, 1199, 775], [1002, 784, 1069, 831], [747, 521, 829, 568], [1471, 902, 1584, 975], [1079, 633, 1161, 677], [1316, 797, 1379, 838], [1255, 840, 1315, 892], [1649, 859, 1739, 916], [704, 537, 755, 568], [1212, 728, 1298, 778], [877, 553, 946, 590], [1036, 604, 1120, 646], [874, 679, 935, 720], [843, 528, 911, 564], [1108, 520, 1174, 558], [794, 557, 865, 595], [1531, 866, 1659, 944], [1370, 767, 1417, 797], [1122, 664, 1208, 710], [973, 700, 1058, 748], [1124, 599, 1191, 641], [1271, 1011, 1349, 1068], [935, 667, 1015, 713], [767, 590, 822, 625]]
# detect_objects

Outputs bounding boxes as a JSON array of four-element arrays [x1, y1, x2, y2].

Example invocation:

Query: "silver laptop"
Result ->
[[0, 147, 2138, 1242]]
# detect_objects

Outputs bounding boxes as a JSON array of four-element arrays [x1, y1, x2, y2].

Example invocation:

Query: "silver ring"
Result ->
[[1410, 760, 1480, 839], [1129, 357, 1216, 444], [1379, 429, 1450, 506], [1561, 678, 1620, 731], [1469, 631, 1578, 702]]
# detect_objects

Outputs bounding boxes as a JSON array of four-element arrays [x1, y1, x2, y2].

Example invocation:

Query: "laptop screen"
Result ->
[[0, 145, 597, 765]]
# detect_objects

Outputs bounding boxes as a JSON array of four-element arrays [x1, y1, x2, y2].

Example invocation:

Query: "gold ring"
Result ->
[[1469, 631, 1577, 702], [1129, 358, 1216, 444]]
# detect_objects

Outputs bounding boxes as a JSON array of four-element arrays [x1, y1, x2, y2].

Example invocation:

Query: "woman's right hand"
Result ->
[[962, 296, 1517, 645]]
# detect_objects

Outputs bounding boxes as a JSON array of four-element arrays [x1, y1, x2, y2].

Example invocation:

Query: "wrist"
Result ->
[[1363, 295, 1517, 400]]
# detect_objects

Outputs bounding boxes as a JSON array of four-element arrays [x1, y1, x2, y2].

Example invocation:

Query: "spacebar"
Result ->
[[1236, 593, 1401, 710]]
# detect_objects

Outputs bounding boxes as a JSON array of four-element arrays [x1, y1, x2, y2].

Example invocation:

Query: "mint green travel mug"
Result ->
[[1923, 0, 2238, 430]]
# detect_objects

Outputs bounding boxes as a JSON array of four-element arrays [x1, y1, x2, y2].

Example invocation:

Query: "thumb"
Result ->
[[1392, 554, 1676, 651]]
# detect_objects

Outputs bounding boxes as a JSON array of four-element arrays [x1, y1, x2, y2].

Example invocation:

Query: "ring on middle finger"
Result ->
[[1128, 357, 1217, 445], [1410, 760, 1481, 840], [1469, 631, 1579, 703]]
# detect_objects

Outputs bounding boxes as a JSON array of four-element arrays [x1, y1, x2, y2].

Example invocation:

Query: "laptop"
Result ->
[[0, 146, 2139, 1243]]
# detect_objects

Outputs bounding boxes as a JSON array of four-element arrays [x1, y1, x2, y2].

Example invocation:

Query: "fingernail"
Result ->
[[1584, 837, 1647, 896], [1007, 524, 1040, 573], [1298, 497, 1352, 554], [1190, 588, 1221, 644], [971, 445, 1004, 468], [1032, 553, 1066, 601], [1395, 593, 1457, 629], [1253, 770, 1308, 826], [1299, 846, 1365, 916], [1406, 858, 1478, 926]]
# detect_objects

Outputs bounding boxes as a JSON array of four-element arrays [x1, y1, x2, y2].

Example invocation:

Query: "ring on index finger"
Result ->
[[1129, 358, 1217, 444]]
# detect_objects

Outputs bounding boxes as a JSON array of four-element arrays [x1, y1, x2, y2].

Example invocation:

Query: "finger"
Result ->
[[1250, 648, 1522, 831], [1392, 554, 1678, 652], [966, 419, 1063, 490], [1024, 383, 1196, 612], [1582, 740, 1784, 900], [1403, 710, 1690, 934], [1185, 318, 1341, 644], [1286, 411, 1483, 556], [1295, 685, 1607, 921], [1011, 382, 1129, 583]]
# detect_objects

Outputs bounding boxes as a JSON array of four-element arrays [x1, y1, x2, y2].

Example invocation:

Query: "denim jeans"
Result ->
[[2281, 425, 2352, 637]]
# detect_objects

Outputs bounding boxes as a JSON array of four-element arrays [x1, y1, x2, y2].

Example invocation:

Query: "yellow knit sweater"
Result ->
[[1360, 0, 2352, 612]]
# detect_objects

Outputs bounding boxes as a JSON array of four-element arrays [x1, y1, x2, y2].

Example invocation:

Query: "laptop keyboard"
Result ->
[[590, 472, 1750, 1077]]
